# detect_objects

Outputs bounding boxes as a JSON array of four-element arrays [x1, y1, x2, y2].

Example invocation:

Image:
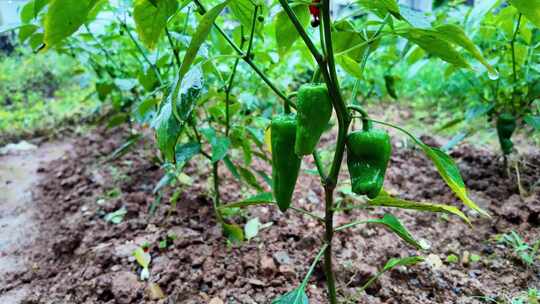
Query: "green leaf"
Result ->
[[133, 247, 151, 268], [218, 192, 274, 209], [255, 169, 272, 188], [366, 213, 424, 250], [95, 80, 115, 101], [200, 128, 230, 163], [138, 67, 159, 91], [525, 115, 540, 131], [175, 141, 200, 164], [133, 0, 178, 49], [509, 0, 540, 28], [359, 255, 423, 292], [397, 27, 470, 68], [152, 66, 202, 163], [275, 4, 310, 57], [109, 134, 143, 161], [358, 0, 400, 19], [176, 64, 204, 121], [152, 98, 182, 163], [238, 166, 263, 191], [153, 172, 175, 194], [382, 256, 424, 272], [434, 24, 497, 77], [369, 190, 471, 225], [18, 24, 39, 44], [336, 55, 364, 79], [398, 4, 431, 28], [104, 207, 127, 224], [107, 113, 129, 129], [244, 217, 261, 240], [179, 0, 230, 80], [20, 0, 48, 24], [223, 223, 244, 243], [384, 74, 397, 99], [28, 32, 44, 51], [378, 122, 489, 217], [333, 21, 381, 60], [223, 156, 241, 180], [43, 0, 100, 50], [132, 97, 158, 124], [229, 0, 261, 36], [467, 0, 500, 28], [425, 147, 489, 217], [272, 287, 309, 304]]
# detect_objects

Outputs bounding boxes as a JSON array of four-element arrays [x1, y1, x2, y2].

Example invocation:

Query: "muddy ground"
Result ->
[[0, 125, 539, 304], [0, 140, 72, 303]]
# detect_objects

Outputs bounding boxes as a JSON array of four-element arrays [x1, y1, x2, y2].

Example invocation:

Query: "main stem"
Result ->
[[320, 1, 350, 303], [323, 184, 337, 304], [510, 13, 522, 113]]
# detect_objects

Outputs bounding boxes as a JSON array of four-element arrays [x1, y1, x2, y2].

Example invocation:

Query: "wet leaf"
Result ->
[[218, 192, 274, 209], [365, 214, 424, 249], [200, 127, 230, 163], [369, 190, 471, 225], [244, 217, 261, 240], [275, 4, 310, 57], [272, 287, 309, 304], [133, 0, 178, 49], [104, 207, 127, 224], [43, 0, 101, 50], [222, 223, 244, 243]]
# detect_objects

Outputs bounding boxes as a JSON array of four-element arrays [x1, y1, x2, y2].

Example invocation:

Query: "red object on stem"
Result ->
[[309, 0, 320, 27]]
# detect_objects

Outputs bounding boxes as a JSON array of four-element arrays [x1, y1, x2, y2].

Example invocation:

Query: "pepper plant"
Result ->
[[18, 0, 498, 302], [401, 1, 540, 159]]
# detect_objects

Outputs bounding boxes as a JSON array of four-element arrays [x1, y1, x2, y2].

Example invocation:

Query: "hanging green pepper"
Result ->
[[496, 113, 516, 155], [346, 125, 392, 199], [294, 84, 333, 156], [271, 114, 301, 212]]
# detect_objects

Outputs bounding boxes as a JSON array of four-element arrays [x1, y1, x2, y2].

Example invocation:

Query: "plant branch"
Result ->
[[334, 219, 369, 232], [165, 27, 181, 68], [313, 149, 327, 181], [246, 5, 259, 57], [119, 19, 163, 85], [212, 162, 225, 224], [511, 13, 522, 86], [84, 24, 121, 70], [192, 0, 295, 109], [290, 206, 325, 223], [225, 31, 245, 136], [277, 0, 324, 64]]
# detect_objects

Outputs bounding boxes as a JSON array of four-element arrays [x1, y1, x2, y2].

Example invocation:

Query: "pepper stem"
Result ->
[[348, 105, 372, 131]]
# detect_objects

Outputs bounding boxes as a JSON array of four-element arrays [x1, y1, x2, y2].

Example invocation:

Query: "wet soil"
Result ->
[[0, 141, 72, 303], [1, 126, 539, 304]]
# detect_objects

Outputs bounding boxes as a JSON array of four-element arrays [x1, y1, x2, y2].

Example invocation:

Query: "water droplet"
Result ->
[[488, 69, 499, 80]]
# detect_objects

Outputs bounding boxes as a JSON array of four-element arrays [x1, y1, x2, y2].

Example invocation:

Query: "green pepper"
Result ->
[[294, 84, 333, 156], [271, 114, 301, 212], [496, 113, 516, 155], [346, 128, 391, 199], [384, 74, 397, 99]]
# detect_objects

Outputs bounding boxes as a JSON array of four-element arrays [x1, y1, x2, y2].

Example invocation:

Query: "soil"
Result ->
[[0, 125, 539, 304], [0, 140, 72, 303]]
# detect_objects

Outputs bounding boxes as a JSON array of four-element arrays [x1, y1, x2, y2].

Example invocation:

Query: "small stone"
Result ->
[[111, 265, 121, 272], [261, 255, 277, 274], [247, 278, 266, 287], [462, 251, 470, 267], [111, 271, 143, 303], [425, 254, 443, 271], [273, 251, 292, 265], [209, 297, 224, 304], [146, 282, 166, 300]]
